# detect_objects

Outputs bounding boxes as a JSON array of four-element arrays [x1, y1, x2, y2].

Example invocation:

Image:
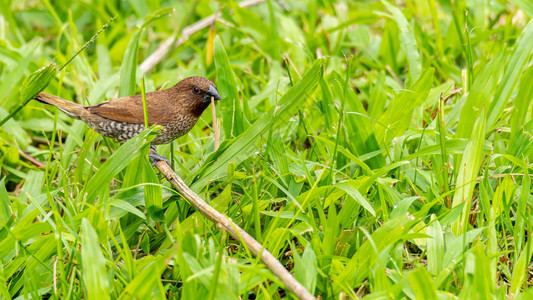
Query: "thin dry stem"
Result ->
[[211, 96, 220, 151], [151, 149, 315, 300], [140, 0, 266, 73]]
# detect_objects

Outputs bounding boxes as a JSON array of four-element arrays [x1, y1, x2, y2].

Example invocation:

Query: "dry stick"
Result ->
[[151, 153, 315, 300], [143, 0, 311, 296], [211, 96, 220, 151], [140, 0, 266, 73]]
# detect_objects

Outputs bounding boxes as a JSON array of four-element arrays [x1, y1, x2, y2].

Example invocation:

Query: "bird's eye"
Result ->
[[192, 86, 202, 95]]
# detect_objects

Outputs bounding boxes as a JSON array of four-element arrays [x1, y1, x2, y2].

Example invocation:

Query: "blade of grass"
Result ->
[[0, 178, 10, 226], [119, 7, 174, 97], [0, 41, 38, 102], [451, 108, 486, 235], [81, 219, 110, 300], [191, 58, 326, 191], [375, 68, 434, 146], [382, 0, 422, 85], [510, 65, 533, 140], [0, 64, 56, 127], [408, 267, 438, 300], [140, 76, 149, 127], [487, 19, 533, 128], [83, 127, 158, 203], [214, 35, 245, 138], [0, 16, 115, 126], [510, 0, 533, 17]]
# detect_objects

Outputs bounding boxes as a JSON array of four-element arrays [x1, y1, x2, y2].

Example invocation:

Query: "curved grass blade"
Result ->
[[214, 35, 245, 138], [451, 108, 486, 235], [375, 68, 434, 146], [81, 219, 110, 300], [83, 126, 158, 203], [191, 58, 326, 191], [119, 8, 174, 97], [382, 0, 422, 85], [0, 16, 114, 126], [336, 181, 376, 216], [0, 64, 56, 127], [487, 19, 533, 128]]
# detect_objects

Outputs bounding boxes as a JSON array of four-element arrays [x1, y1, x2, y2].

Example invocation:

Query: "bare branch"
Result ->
[[211, 96, 220, 150], [151, 149, 315, 300], [140, 0, 267, 73]]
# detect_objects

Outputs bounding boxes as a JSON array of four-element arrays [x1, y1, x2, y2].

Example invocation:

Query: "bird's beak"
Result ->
[[204, 85, 221, 103]]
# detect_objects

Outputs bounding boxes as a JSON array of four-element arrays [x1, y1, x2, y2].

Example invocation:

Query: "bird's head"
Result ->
[[173, 76, 221, 116]]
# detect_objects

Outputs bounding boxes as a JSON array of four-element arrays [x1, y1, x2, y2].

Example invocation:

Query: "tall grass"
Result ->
[[1, 0, 533, 299]]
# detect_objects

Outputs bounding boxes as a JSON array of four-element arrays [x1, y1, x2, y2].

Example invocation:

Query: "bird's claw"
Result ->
[[149, 153, 171, 167], [149, 145, 171, 167]]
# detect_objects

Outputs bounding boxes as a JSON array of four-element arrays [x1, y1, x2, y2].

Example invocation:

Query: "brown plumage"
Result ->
[[36, 76, 221, 145]]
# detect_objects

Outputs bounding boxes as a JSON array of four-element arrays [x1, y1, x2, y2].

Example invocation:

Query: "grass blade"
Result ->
[[0, 64, 56, 127], [191, 58, 326, 191], [382, 0, 422, 85], [83, 127, 158, 202], [119, 8, 174, 97], [452, 108, 486, 235], [214, 35, 245, 138], [375, 68, 434, 146], [487, 19, 533, 128], [81, 219, 110, 300]]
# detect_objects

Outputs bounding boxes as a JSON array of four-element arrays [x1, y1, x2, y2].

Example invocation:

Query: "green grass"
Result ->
[[1, 0, 533, 299]]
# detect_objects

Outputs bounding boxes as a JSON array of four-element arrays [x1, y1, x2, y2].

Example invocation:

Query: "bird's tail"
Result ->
[[35, 93, 86, 120]]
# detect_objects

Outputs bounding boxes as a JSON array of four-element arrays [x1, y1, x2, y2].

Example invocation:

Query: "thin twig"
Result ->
[[19, 149, 46, 168], [150, 148, 315, 300], [139, 0, 266, 73], [211, 96, 220, 151], [59, 15, 117, 72]]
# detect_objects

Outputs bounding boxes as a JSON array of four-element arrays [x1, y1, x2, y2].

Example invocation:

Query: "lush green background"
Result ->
[[1, 0, 533, 299]]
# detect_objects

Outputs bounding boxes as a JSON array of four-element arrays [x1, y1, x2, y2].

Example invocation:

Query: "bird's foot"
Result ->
[[149, 153, 171, 167], [149, 145, 171, 167]]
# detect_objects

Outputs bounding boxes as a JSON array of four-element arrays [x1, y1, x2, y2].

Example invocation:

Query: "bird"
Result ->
[[35, 76, 221, 163]]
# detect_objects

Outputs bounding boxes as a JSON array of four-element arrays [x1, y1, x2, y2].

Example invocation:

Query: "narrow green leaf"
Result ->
[[426, 215, 444, 275], [83, 127, 157, 202], [335, 216, 411, 288], [119, 8, 173, 97], [472, 245, 494, 298], [487, 19, 533, 128], [110, 199, 146, 219], [81, 219, 110, 300], [510, 0, 533, 17], [454, 52, 504, 172], [293, 244, 317, 293], [375, 68, 434, 146], [0, 178, 10, 226], [119, 249, 175, 299], [408, 267, 438, 300], [0, 41, 38, 100], [514, 165, 530, 253], [0, 63, 56, 127], [382, 0, 422, 85], [336, 181, 376, 216], [452, 108, 486, 235], [118, 30, 142, 97], [214, 35, 245, 138], [511, 65, 533, 140], [191, 58, 326, 191], [142, 157, 164, 221], [442, 228, 483, 268], [511, 234, 533, 294]]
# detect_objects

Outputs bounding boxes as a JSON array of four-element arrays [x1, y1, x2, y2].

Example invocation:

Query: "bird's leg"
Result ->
[[149, 145, 171, 167]]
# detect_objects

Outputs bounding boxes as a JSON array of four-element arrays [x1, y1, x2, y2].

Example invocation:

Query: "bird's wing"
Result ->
[[86, 91, 171, 124]]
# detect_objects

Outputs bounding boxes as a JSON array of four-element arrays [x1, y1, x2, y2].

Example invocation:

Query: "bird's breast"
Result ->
[[151, 114, 199, 145], [87, 114, 199, 145]]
